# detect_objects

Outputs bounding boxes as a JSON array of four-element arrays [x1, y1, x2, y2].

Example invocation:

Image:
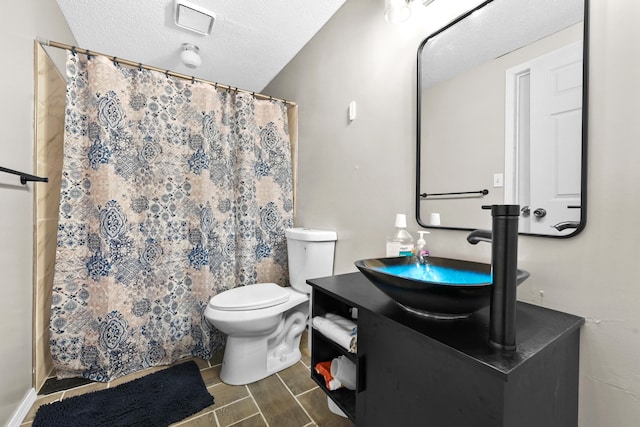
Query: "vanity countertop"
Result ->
[[308, 272, 584, 378]]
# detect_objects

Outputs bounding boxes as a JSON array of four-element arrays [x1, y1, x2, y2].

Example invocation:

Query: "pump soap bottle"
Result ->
[[386, 214, 414, 257], [415, 231, 430, 263]]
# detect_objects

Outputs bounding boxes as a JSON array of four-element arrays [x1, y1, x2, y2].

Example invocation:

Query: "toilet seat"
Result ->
[[209, 283, 290, 311]]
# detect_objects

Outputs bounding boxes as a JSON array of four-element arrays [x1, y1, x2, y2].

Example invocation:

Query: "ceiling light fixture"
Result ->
[[174, 0, 215, 36], [385, 0, 437, 24], [180, 43, 202, 69], [385, 0, 412, 24]]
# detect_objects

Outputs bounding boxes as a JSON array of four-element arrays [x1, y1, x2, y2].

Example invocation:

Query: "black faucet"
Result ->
[[467, 205, 520, 351], [553, 221, 579, 232], [467, 229, 492, 244]]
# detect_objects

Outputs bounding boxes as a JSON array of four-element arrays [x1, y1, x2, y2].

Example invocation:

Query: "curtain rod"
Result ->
[[0, 166, 48, 185], [37, 38, 296, 107]]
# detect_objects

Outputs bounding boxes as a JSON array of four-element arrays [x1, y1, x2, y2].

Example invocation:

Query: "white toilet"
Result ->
[[204, 227, 337, 385]]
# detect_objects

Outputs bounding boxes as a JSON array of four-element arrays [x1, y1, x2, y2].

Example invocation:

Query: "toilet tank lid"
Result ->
[[285, 227, 337, 242], [209, 283, 290, 311]]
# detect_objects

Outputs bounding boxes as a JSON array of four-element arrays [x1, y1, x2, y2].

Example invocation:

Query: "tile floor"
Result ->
[[21, 332, 354, 427]]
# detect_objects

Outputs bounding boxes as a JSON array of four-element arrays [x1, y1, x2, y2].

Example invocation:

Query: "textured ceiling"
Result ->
[[421, 0, 584, 88], [56, 0, 347, 92]]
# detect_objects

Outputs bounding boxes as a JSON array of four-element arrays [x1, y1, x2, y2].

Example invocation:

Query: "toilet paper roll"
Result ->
[[331, 355, 356, 391]]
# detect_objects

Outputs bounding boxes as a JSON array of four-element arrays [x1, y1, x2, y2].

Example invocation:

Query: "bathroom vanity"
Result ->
[[309, 273, 584, 427]]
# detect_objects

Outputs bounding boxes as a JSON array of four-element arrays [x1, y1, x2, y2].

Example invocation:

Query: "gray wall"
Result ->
[[265, 0, 640, 425], [0, 2, 74, 425]]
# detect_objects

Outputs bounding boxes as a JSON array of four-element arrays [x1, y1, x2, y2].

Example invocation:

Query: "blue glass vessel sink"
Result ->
[[354, 256, 530, 319]]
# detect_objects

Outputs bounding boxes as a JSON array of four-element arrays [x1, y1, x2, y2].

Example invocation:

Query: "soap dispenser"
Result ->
[[415, 231, 430, 263]]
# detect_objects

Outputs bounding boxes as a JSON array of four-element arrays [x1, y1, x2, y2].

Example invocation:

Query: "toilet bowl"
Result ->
[[204, 283, 309, 385], [204, 228, 337, 385]]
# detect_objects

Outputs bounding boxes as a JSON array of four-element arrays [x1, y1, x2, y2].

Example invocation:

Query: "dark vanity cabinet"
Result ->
[[309, 273, 584, 427]]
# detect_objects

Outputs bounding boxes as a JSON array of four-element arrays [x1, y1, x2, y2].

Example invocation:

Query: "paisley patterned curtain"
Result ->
[[50, 53, 294, 382]]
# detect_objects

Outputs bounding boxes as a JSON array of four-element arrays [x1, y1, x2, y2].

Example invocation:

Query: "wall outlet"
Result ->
[[493, 173, 504, 187]]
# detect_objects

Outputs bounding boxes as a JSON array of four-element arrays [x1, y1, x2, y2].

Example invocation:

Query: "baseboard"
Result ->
[[6, 388, 36, 427]]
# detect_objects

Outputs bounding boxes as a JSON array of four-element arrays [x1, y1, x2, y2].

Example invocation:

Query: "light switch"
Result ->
[[493, 173, 504, 188]]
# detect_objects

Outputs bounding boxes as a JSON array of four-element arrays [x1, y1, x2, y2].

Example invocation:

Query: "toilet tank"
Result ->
[[285, 228, 337, 294]]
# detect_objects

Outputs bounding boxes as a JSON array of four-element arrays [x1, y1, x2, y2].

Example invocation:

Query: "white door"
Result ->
[[529, 41, 582, 234], [505, 41, 583, 235]]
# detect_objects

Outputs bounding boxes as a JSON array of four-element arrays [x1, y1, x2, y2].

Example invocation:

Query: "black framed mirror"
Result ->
[[416, 0, 589, 237]]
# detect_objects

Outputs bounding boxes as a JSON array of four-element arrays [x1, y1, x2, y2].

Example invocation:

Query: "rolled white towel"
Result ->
[[324, 313, 357, 334], [312, 316, 357, 353]]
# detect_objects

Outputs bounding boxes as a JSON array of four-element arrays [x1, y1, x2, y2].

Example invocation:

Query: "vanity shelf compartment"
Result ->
[[310, 283, 359, 422], [310, 329, 357, 421], [311, 287, 355, 319], [311, 327, 356, 363], [310, 283, 357, 364], [310, 369, 356, 421]]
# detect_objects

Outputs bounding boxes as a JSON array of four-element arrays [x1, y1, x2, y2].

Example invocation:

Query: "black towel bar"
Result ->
[[420, 189, 488, 199], [0, 166, 49, 184]]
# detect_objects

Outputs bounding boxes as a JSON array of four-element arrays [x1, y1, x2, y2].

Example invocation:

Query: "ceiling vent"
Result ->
[[174, 0, 215, 36]]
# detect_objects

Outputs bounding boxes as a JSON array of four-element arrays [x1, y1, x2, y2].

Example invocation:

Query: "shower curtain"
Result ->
[[50, 53, 294, 381]]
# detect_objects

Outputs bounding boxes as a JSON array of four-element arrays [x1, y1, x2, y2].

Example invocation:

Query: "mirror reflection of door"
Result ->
[[417, 0, 588, 238], [505, 41, 583, 235]]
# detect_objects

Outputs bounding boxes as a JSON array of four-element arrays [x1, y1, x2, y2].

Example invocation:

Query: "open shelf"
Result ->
[[311, 370, 356, 421], [310, 285, 358, 422]]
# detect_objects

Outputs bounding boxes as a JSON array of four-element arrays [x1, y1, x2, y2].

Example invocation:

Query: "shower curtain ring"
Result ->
[[138, 63, 142, 72], [86, 50, 92, 60], [113, 57, 119, 66], [191, 76, 195, 84], [165, 70, 170, 78], [71, 46, 77, 56]]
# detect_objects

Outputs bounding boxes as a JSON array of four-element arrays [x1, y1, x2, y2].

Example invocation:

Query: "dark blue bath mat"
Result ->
[[33, 361, 214, 427]]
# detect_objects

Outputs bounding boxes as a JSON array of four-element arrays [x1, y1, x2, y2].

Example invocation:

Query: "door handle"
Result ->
[[533, 208, 547, 218], [521, 206, 530, 216]]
